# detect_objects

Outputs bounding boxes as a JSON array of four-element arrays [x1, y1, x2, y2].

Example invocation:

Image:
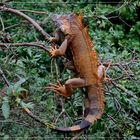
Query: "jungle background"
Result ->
[[0, 0, 140, 139]]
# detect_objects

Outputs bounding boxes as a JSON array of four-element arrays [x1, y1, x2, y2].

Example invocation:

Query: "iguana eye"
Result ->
[[54, 22, 60, 28], [60, 25, 65, 33]]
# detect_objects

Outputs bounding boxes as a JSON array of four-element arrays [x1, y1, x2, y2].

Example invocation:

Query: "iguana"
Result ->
[[47, 13, 105, 132]]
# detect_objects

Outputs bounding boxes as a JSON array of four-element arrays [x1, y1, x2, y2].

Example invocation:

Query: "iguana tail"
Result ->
[[54, 85, 104, 132]]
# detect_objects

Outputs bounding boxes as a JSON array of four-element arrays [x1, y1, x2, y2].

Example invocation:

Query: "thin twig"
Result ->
[[104, 86, 121, 117], [0, 15, 5, 31], [0, 66, 10, 86], [71, 131, 84, 140], [112, 75, 128, 81], [20, 9, 48, 14], [4, 23, 21, 30], [104, 0, 132, 16], [2, 0, 12, 2], [103, 60, 139, 67], [111, 80, 136, 98], [50, 58, 54, 81], [117, 64, 132, 79], [54, 98, 65, 124], [22, 107, 55, 129], [0, 119, 31, 128], [105, 113, 117, 123], [54, 58, 60, 81], [119, 17, 132, 27], [0, 42, 50, 53]]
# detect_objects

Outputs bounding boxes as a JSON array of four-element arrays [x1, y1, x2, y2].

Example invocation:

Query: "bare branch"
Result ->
[[4, 23, 21, 30], [0, 119, 31, 128], [0, 15, 5, 31], [105, 113, 117, 123], [2, 0, 12, 2], [22, 107, 55, 129], [71, 131, 84, 140], [119, 17, 132, 27], [54, 58, 60, 81], [20, 9, 48, 14], [0, 6, 51, 41], [0, 42, 50, 53], [111, 80, 136, 98], [0, 66, 10, 86]]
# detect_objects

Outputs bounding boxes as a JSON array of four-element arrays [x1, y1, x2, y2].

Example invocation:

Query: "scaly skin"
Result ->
[[47, 13, 104, 132]]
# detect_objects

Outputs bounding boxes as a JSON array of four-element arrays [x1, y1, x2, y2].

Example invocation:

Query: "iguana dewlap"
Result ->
[[47, 13, 104, 132]]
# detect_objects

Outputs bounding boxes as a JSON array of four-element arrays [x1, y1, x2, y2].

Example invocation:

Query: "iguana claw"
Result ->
[[46, 81, 68, 97]]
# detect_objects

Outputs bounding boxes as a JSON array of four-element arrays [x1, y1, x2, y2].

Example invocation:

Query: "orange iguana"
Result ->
[[47, 13, 105, 132]]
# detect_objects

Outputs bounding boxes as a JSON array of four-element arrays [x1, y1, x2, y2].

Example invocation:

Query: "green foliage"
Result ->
[[0, 0, 140, 139], [2, 97, 10, 119]]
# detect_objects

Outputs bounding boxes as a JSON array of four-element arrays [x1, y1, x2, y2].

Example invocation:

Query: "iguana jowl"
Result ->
[[47, 13, 104, 132]]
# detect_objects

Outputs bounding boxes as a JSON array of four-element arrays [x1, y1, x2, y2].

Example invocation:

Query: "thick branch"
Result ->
[[0, 42, 50, 53], [0, 6, 51, 40]]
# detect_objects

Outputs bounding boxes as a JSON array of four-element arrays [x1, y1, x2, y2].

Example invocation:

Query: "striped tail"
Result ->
[[54, 85, 104, 132]]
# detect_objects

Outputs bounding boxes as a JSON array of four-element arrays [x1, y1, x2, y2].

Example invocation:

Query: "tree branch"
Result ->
[[0, 66, 10, 86], [0, 6, 51, 41], [0, 42, 50, 53], [0, 15, 5, 31], [111, 80, 136, 98], [0, 119, 31, 128], [20, 9, 48, 14]]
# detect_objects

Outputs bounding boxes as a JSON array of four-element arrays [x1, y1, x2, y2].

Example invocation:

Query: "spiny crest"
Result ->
[[99, 85, 104, 112], [72, 14, 94, 50], [67, 13, 84, 30], [83, 27, 94, 49]]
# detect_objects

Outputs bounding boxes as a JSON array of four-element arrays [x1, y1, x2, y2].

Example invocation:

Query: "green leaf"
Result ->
[[20, 101, 34, 109], [27, 48, 32, 57], [2, 97, 10, 119], [14, 78, 26, 90], [3, 135, 9, 140], [136, 123, 140, 130], [6, 85, 13, 96], [99, 15, 108, 20]]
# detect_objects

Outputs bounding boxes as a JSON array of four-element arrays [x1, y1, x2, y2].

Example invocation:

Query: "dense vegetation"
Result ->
[[0, 0, 140, 139]]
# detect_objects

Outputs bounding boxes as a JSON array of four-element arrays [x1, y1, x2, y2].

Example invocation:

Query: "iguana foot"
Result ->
[[46, 81, 70, 97], [103, 77, 111, 83]]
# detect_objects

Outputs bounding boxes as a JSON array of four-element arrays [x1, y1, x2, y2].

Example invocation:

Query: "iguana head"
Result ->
[[52, 13, 84, 35], [52, 14, 71, 35]]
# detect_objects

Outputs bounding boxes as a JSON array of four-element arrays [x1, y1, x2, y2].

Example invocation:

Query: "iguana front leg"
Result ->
[[50, 37, 68, 57], [47, 78, 86, 97], [49, 28, 62, 43]]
